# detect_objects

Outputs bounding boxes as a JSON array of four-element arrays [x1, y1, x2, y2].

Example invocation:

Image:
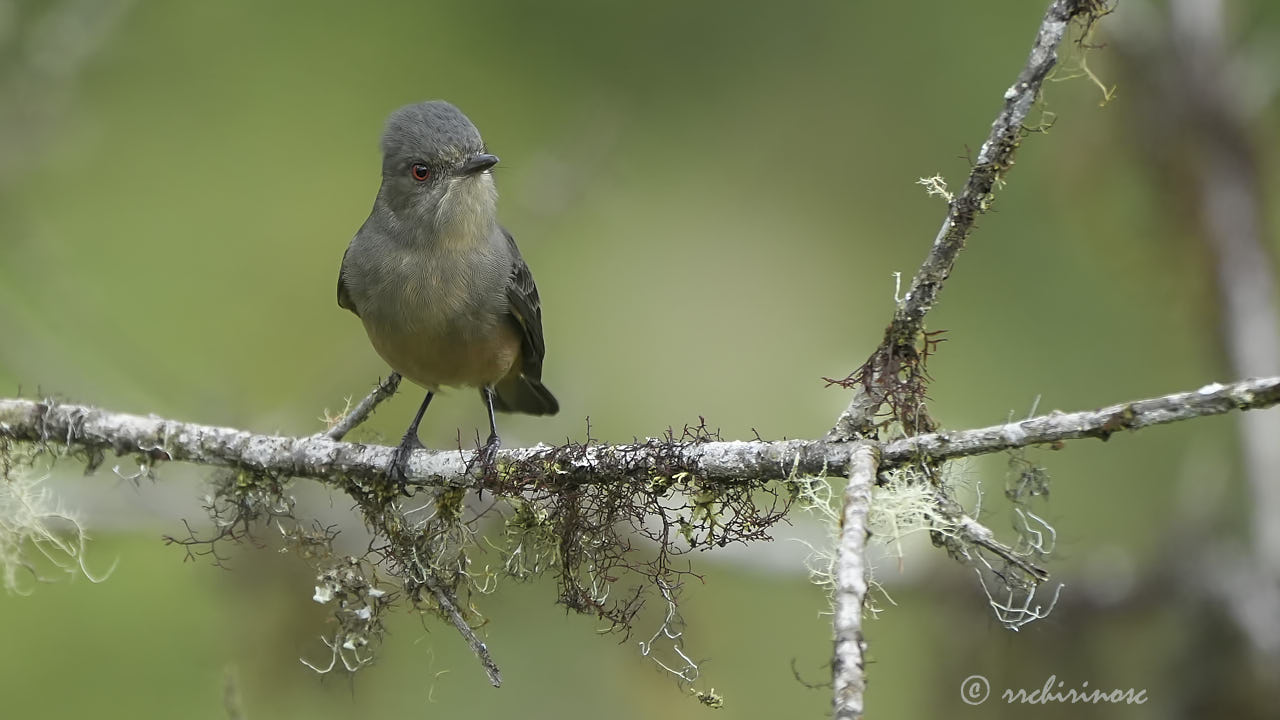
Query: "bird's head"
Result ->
[[377, 100, 500, 242]]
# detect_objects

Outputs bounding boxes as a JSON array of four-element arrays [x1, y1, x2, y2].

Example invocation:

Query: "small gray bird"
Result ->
[[337, 100, 558, 484]]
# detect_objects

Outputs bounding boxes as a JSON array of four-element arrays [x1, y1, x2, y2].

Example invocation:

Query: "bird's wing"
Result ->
[[337, 246, 360, 317], [502, 228, 547, 379]]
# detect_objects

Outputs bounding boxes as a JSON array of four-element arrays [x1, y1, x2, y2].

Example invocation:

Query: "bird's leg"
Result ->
[[387, 391, 433, 490], [474, 386, 502, 477]]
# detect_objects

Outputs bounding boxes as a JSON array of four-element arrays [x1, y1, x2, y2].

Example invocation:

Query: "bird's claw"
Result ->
[[386, 433, 426, 494], [471, 433, 501, 480]]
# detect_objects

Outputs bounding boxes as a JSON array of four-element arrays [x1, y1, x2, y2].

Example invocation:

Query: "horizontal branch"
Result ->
[[1, 376, 1277, 488], [0, 397, 840, 487]]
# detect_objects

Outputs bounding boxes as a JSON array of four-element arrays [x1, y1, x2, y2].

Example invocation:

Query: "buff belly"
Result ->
[[363, 315, 520, 391]]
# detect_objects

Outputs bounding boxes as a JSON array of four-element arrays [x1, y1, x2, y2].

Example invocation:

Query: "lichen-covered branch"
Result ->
[[829, 0, 1111, 440], [2, 376, 1275, 490], [832, 444, 877, 720], [5, 376, 1274, 691], [0, 397, 839, 487]]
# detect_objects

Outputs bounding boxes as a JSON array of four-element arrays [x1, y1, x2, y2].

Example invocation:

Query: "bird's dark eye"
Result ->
[[410, 164, 431, 182]]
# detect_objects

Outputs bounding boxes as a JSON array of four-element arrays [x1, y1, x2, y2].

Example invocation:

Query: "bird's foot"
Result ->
[[470, 433, 502, 482], [386, 432, 426, 493]]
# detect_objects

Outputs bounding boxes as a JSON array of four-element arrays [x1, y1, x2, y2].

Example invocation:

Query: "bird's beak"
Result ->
[[459, 153, 499, 175]]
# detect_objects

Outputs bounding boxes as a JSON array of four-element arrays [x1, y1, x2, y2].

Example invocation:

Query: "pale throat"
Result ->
[[431, 174, 499, 250]]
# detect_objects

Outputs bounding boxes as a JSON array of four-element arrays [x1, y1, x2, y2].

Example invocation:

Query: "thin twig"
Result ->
[[424, 574, 503, 687], [326, 373, 402, 441], [947, 504, 1049, 582]]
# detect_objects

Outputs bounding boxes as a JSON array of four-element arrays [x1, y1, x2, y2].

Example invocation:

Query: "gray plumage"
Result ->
[[338, 101, 557, 440]]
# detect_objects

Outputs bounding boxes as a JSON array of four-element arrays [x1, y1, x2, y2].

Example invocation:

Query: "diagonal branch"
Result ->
[[427, 571, 501, 681], [935, 492, 1049, 582], [829, 0, 1109, 440], [423, 559, 503, 686], [325, 372, 401, 441]]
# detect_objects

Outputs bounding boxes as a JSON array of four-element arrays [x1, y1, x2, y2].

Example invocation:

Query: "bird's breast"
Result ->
[[357, 241, 517, 389]]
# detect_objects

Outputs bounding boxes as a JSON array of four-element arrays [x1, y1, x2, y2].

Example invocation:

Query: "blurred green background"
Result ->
[[2, 0, 1279, 717]]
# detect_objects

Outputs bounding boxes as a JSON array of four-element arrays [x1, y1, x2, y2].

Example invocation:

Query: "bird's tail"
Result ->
[[491, 373, 559, 416]]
